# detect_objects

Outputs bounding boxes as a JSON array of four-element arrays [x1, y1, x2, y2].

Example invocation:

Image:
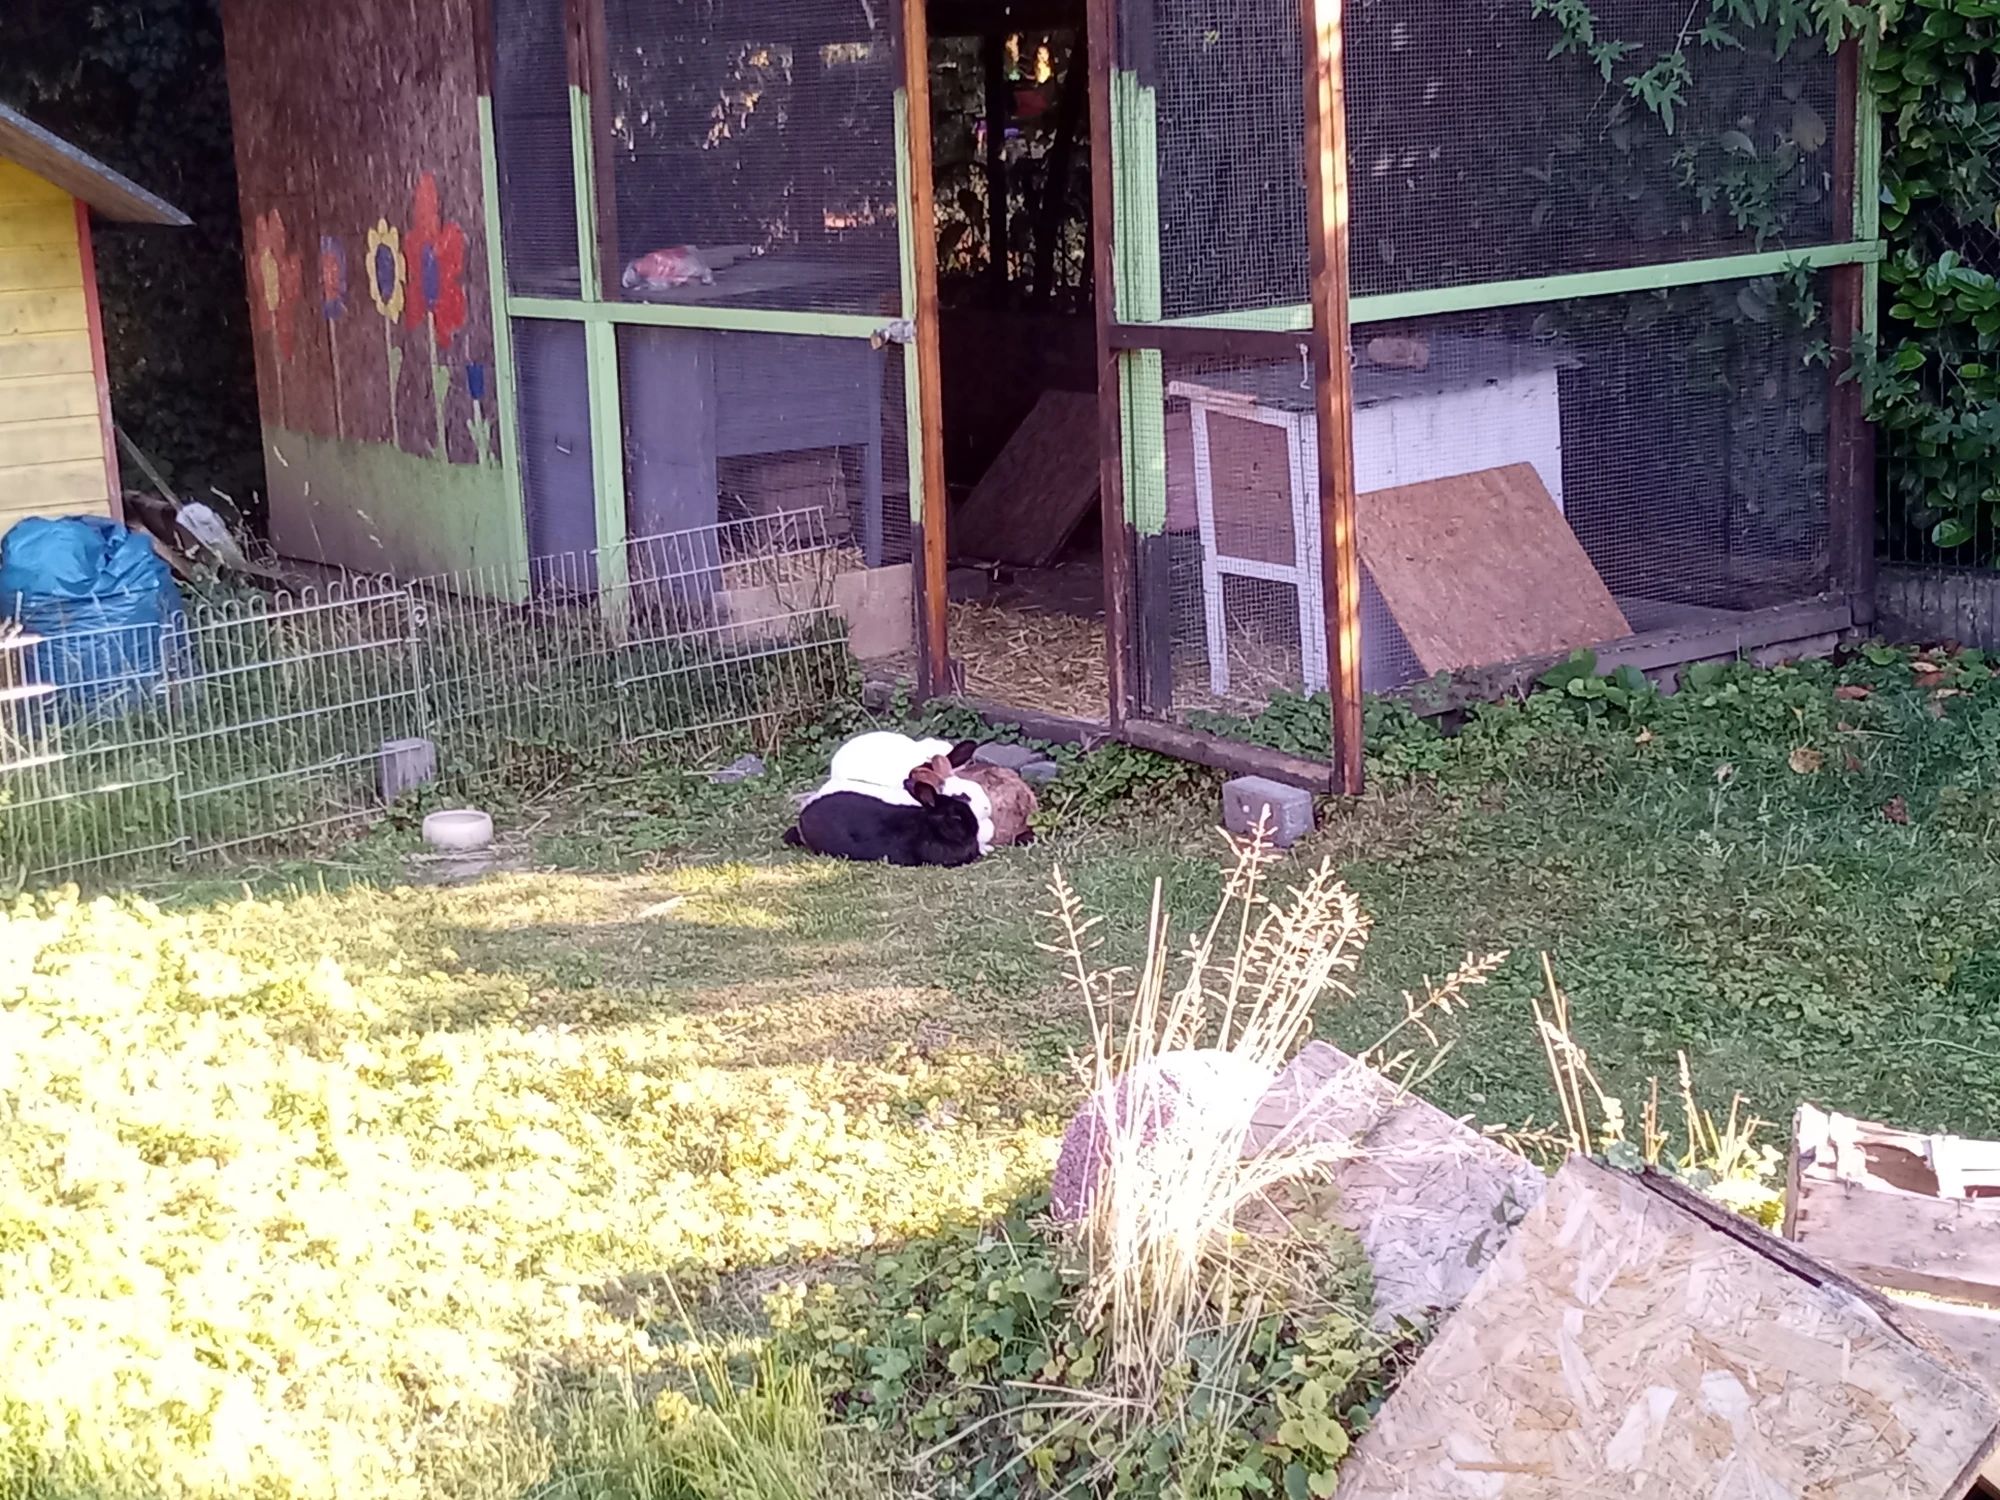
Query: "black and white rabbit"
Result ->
[[782, 774, 984, 868]]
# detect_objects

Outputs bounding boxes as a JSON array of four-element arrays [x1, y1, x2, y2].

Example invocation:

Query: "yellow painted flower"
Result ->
[[365, 219, 407, 322]]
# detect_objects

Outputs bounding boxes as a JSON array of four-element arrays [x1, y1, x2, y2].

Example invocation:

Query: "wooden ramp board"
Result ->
[[1336, 1157, 2000, 1500], [1786, 1104, 2000, 1308], [950, 391, 1099, 568], [1358, 463, 1630, 673], [1245, 1042, 1548, 1327]]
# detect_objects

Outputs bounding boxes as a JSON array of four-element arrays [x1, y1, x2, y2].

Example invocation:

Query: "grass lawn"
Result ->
[[8, 645, 2000, 1495]]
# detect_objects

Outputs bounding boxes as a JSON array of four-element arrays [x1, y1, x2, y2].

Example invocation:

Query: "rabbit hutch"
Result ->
[[217, 0, 1881, 792]]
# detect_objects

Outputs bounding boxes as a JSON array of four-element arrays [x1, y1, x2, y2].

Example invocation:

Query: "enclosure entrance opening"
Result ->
[[925, 0, 1106, 729]]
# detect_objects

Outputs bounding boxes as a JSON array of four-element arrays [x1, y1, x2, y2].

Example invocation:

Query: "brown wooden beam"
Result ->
[[1301, 0, 1364, 797], [903, 0, 955, 697], [1106, 322, 1311, 360], [1086, 0, 1134, 729], [1828, 38, 1877, 628], [1122, 719, 1334, 792]]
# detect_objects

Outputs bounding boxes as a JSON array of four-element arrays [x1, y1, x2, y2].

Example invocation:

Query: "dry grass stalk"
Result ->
[[1502, 955, 1784, 1224], [1040, 820, 1505, 1412]]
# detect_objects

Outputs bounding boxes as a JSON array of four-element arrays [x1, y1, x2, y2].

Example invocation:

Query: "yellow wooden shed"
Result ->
[[0, 103, 188, 539]]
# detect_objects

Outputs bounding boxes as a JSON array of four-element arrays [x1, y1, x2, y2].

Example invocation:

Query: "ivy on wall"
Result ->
[[0, 0, 263, 523], [1865, 0, 2000, 560]]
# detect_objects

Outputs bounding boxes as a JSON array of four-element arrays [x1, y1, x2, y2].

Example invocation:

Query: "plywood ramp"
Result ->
[[1246, 1042, 1548, 1327], [1358, 463, 1629, 673], [1336, 1157, 2000, 1499], [950, 390, 1099, 567]]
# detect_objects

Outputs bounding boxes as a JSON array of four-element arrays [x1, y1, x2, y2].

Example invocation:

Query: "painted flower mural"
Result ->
[[466, 361, 492, 466], [251, 208, 304, 423], [365, 219, 408, 448], [366, 219, 407, 322], [404, 173, 472, 456], [319, 235, 348, 320]]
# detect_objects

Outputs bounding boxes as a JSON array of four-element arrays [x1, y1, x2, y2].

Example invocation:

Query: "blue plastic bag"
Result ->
[[0, 516, 188, 714]]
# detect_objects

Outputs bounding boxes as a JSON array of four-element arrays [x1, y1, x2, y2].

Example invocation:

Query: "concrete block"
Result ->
[[378, 736, 437, 802], [1222, 775, 1314, 849], [1019, 759, 1061, 785], [973, 742, 1041, 770]]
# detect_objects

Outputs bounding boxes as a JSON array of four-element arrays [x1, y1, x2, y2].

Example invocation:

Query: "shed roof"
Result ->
[[0, 103, 190, 226]]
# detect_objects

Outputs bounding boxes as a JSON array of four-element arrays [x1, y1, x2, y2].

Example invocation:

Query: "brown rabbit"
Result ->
[[948, 763, 1037, 847]]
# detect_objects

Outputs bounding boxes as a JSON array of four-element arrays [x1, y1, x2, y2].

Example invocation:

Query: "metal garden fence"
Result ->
[[1, 508, 855, 886]]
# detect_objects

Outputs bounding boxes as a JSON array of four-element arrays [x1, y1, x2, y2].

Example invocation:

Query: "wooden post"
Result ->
[[1087, 0, 1134, 728], [903, 0, 954, 697], [983, 31, 1010, 300], [74, 202, 122, 524], [1828, 38, 1876, 628], [1300, 0, 1364, 796], [568, 0, 623, 301]]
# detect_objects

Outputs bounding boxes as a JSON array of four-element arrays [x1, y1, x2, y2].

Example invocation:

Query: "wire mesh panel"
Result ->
[[599, 0, 904, 313], [1135, 272, 1837, 731], [0, 511, 862, 886], [1133, 0, 1849, 322], [170, 590, 425, 861], [492, 0, 582, 296], [1, 612, 183, 882]]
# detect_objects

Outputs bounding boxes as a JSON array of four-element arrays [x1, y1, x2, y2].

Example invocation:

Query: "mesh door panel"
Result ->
[[1137, 273, 1836, 729], [493, 0, 582, 296], [1135, 0, 1846, 322], [600, 0, 904, 314], [513, 318, 599, 592]]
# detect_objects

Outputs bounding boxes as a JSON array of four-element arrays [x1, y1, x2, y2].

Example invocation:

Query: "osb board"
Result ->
[[951, 391, 1099, 567], [1163, 404, 1301, 565], [1900, 1297, 2000, 1396], [1335, 1158, 2000, 1500], [1246, 1041, 1548, 1326], [1358, 464, 1629, 674], [1788, 1105, 2000, 1307]]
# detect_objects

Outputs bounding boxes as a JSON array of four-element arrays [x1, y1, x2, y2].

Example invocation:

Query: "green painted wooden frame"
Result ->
[[476, 97, 532, 602], [1150, 239, 1887, 333]]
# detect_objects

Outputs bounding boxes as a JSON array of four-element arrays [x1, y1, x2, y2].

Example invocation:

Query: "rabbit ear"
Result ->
[[908, 776, 939, 806], [948, 740, 979, 767]]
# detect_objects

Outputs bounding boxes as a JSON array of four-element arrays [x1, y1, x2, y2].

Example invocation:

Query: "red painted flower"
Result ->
[[251, 207, 305, 358], [403, 172, 469, 344]]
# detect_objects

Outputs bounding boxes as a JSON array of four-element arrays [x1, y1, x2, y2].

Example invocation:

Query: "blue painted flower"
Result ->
[[319, 234, 348, 320], [466, 362, 488, 403]]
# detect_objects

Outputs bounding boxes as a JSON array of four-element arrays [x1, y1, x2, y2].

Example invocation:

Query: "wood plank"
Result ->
[[0, 414, 101, 468], [1358, 463, 1631, 674], [1789, 1106, 2000, 1308], [1898, 1296, 2000, 1393], [0, 457, 108, 510], [0, 331, 92, 380], [0, 493, 109, 525], [0, 161, 68, 204], [1336, 1158, 2000, 1499], [0, 243, 82, 293], [0, 201, 79, 251], [0, 288, 87, 338], [74, 200, 118, 520], [950, 390, 1100, 567], [0, 372, 98, 423]]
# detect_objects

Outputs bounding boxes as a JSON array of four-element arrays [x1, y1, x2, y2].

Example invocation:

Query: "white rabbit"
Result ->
[[806, 733, 996, 853], [826, 731, 964, 790]]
